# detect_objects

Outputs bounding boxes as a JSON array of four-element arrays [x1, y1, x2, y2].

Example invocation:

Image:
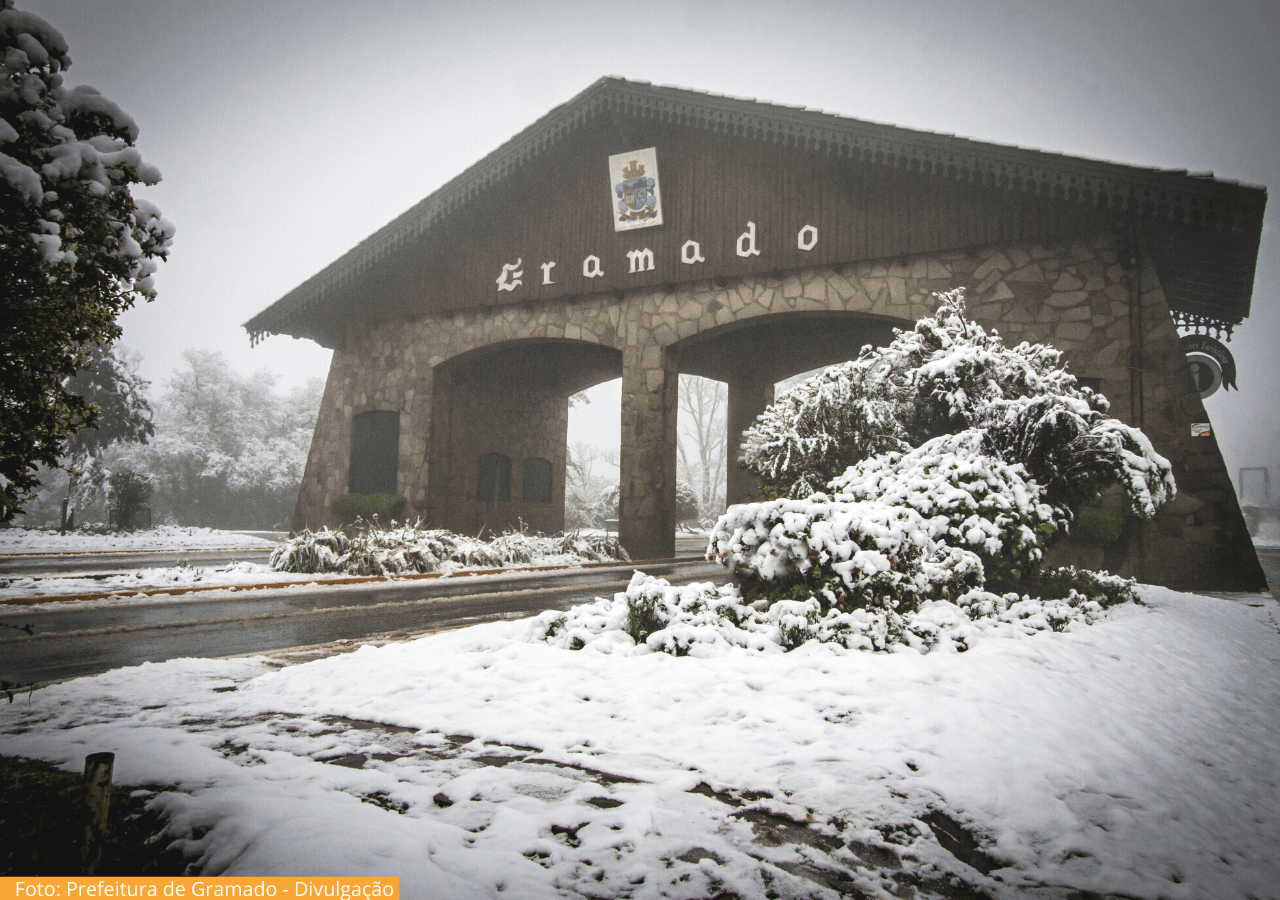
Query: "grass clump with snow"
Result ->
[[536, 289, 1165, 656], [271, 520, 630, 577]]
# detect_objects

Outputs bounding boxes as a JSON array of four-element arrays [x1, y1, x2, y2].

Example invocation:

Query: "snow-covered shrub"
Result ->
[[698, 288, 1169, 639], [708, 491, 984, 618], [740, 289, 1173, 520], [271, 521, 629, 576], [530, 569, 1136, 656], [739, 361, 903, 500], [955, 567, 1135, 636], [556, 531, 631, 564], [828, 430, 1060, 586], [1032, 565, 1138, 608], [980, 394, 1174, 520], [270, 527, 349, 573], [730, 288, 1171, 583], [676, 480, 700, 528]]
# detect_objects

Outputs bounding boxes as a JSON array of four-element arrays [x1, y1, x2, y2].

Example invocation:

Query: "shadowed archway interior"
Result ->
[[426, 339, 622, 536]]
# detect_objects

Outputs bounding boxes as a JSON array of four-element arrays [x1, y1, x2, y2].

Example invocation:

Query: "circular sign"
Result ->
[[1180, 334, 1237, 398], [1186, 352, 1223, 398]]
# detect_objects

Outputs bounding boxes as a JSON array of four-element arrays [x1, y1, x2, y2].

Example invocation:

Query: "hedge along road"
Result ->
[[0, 558, 724, 687]]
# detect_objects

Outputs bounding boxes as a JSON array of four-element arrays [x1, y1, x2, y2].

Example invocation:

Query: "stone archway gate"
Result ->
[[246, 78, 1267, 591]]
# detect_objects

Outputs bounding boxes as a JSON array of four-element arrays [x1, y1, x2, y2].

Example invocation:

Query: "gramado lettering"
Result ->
[[494, 221, 821, 291]]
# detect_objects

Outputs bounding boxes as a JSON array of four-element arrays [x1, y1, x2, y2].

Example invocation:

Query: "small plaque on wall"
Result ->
[[609, 147, 663, 231], [1191, 423, 1212, 437]]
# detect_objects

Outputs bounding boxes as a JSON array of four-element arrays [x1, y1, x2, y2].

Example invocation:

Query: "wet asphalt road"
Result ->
[[0, 558, 722, 686], [3, 537, 1269, 689]]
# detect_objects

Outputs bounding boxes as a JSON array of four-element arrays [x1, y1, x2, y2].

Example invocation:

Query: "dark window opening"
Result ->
[[522, 457, 553, 503], [477, 452, 511, 502], [349, 410, 400, 495]]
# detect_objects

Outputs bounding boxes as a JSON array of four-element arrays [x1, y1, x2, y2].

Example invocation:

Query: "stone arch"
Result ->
[[613, 268, 930, 560], [413, 294, 626, 373], [675, 308, 909, 381], [425, 338, 623, 536], [671, 309, 909, 505]]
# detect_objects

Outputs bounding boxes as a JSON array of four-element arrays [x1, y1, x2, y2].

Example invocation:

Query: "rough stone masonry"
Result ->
[[292, 232, 1257, 589]]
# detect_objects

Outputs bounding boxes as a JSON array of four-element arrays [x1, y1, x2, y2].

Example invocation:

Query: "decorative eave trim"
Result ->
[[245, 77, 1266, 345], [1174, 310, 1238, 341]]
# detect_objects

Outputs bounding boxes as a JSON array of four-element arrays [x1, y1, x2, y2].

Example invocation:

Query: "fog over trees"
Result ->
[[564, 376, 729, 532], [677, 375, 726, 524], [32, 364, 733, 535], [20, 351, 322, 531]]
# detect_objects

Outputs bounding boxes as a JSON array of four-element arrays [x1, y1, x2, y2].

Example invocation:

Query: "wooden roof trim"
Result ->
[[245, 77, 1265, 344]]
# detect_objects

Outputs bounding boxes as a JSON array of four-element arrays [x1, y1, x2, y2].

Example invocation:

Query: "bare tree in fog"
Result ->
[[678, 375, 727, 522]]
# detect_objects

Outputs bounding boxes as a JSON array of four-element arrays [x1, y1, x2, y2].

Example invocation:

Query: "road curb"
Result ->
[[0, 556, 710, 607]]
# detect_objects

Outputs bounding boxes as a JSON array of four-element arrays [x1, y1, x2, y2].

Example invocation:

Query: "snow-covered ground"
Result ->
[[0, 562, 339, 607], [0, 526, 278, 554], [2, 584, 1277, 898]]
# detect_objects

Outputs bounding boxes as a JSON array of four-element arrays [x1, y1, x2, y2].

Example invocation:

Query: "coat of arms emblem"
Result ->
[[608, 147, 663, 231]]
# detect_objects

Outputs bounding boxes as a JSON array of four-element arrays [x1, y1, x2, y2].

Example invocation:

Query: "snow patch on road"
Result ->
[[0, 526, 278, 554], [0, 562, 338, 606]]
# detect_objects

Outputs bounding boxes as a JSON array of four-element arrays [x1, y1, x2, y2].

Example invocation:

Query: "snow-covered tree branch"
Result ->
[[0, 1, 174, 520]]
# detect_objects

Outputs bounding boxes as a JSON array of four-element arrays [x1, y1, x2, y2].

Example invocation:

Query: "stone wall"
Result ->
[[292, 231, 1264, 589], [424, 350, 569, 537], [291, 342, 434, 531]]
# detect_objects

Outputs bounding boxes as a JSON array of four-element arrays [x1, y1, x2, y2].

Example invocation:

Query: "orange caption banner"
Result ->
[[0, 879, 398, 900]]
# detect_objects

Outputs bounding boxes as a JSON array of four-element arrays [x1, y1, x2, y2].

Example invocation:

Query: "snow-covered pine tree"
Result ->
[[716, 289, 1174, 607], [739, 289, 1173, 521], [0, 2, 174, 521]]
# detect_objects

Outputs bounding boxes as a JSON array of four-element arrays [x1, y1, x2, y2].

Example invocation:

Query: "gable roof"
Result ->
[[245, 77, 1266, 346]]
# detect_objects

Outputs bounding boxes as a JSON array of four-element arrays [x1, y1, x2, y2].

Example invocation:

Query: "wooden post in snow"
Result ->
[[81, 751, 114, 874]]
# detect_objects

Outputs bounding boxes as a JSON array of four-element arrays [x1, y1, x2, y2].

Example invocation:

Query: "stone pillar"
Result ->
[[425, 365, 457, 530], [726, 375, 774, 505], [292, 351, 354, 532], [399, 367, 433, 521], [619, 340, 679, 560]]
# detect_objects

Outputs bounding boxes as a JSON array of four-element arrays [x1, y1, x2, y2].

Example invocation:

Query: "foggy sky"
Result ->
[[20, 0, 1280, 493]]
